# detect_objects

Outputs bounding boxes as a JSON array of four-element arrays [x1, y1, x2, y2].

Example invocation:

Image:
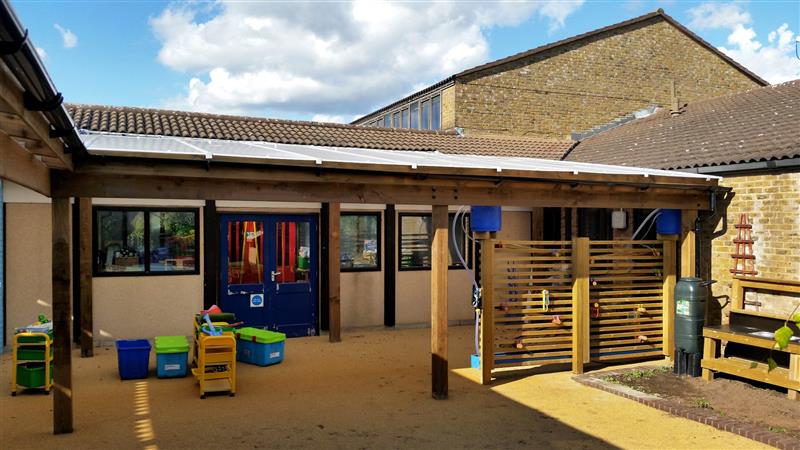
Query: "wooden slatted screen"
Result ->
[[588, 240, 665, 361], [492, 240, 574, 369]]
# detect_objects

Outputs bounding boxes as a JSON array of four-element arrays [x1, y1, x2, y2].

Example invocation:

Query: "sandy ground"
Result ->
[[1, 326, 768, 449]]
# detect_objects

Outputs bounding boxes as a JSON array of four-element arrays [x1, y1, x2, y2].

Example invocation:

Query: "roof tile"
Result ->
[[566, 80, 800, 170], [67, 104, 574, 160]]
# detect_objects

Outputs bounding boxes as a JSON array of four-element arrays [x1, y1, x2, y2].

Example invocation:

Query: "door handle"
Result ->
[[270, 270, 281, 282], [227, 290, 250, 295]]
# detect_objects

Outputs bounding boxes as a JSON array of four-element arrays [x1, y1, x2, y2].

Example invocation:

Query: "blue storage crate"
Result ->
[[237, 339, 285, 366], [156, 352, 187, 378], [235, 328, 286, 366], [116, 339, 151, 380]]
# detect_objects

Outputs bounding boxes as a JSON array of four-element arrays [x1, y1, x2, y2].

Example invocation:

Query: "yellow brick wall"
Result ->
[[707, 171, 800, 319], [440, 86, 456, 130], [454, 17, 760, 139]]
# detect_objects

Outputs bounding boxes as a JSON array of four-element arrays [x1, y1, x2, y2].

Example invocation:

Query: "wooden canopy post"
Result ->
[[477, 232, 495, 385], [680, 210, 697, 278], [661, 236, 677, 358], [52, 196, 73, 434], [78, 198, 93, 357], [571, 237, 590, 374], [327, 202, 341, 342], [431, 205, 448, 399]]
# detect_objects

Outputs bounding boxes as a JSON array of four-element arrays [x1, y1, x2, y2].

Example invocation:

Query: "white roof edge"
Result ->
[[78, 131, 721, 182]]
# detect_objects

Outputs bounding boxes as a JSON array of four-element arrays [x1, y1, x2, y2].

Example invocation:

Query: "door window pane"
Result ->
[[96, 210, 145, 273], [421, 100, 430, 130], [340, 214, 380, 271], [401, 108, 409, 128], [410, 102, 419, 129], [228, 221, 264, 285], [150, 211, 196, 272], [275, 221, 311, 283], [431, 95, 441, 130]]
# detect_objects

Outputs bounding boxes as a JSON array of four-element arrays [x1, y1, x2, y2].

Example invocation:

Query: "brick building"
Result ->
[[352, 10, 766, 140], [567, 80, 800, 320]]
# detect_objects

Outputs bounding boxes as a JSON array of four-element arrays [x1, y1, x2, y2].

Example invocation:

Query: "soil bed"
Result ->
[[603, 366, 800, 441]]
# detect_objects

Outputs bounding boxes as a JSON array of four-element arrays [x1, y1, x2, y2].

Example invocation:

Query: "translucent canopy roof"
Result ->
[[80, 132, 719, 184]]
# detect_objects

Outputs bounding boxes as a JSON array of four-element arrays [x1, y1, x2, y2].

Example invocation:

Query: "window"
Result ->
[[340, 213, 381, 271], [431, 95, 441, 130], [401, 108, 409, 128], [398, 213, 471, 270], [392, 111, 400, 128], [410, 102, 419, 129], [383, 113, 391, 127], [421, 100, 430, 130], [95, 207, 199, 275]]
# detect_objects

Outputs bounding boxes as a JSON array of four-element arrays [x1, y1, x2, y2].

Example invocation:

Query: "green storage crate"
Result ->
[[17, 346, 53, 361], [16, 363, 53, 388], [155, 336, 189, 354]]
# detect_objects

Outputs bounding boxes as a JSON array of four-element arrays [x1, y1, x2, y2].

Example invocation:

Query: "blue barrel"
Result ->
[[471, 206, 502, 232], [656, 209, 681, 235]]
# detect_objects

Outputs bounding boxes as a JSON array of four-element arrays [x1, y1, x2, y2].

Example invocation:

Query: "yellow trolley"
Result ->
[[192, 334, 237, 399]]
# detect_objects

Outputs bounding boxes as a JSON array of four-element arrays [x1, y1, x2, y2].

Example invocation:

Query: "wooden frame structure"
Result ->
[[477, 236, 678, 384]]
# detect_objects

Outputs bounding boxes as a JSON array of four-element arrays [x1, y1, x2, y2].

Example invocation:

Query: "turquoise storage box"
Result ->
[[235, 328, 286, 366], [154, 336, 189, 378]]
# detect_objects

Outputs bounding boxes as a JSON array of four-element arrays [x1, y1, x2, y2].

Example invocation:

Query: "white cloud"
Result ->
[[688, 3, 751, 30], [311, 114, 346, 124], [151, 0, 584, 117], [35, 46, 46, 60], [687, 2, 800, 84], [54, 24, 78, 49]]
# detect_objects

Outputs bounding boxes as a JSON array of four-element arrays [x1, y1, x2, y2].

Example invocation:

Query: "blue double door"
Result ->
[[219, 214, 317, 337]]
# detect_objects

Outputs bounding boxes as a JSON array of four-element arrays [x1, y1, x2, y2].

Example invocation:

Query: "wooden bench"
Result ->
[[701, 276, 800, 400]]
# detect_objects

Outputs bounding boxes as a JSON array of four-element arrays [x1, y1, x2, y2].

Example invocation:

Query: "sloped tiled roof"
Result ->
[[67, 104, 573, 159], [565, 80, 800, 170]]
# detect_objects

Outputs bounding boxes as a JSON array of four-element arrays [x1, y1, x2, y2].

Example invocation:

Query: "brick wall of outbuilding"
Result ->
[[454, 16, 760, 139], [707, 170, 800, 321]]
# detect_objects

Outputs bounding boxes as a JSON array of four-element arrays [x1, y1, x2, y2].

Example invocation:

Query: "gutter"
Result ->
[[676, 157, 800, 175], [0, 0, 83, 153]]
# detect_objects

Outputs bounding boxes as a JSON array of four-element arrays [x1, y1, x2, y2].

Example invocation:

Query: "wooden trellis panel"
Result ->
[[588, 240, 666, 361], [491, 240, 575, 369]]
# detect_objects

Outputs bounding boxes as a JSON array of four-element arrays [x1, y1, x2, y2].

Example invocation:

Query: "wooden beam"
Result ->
[[662, 238, 677, 359], [0, 69, 71, 169], [478, 233, 495, 385], [384, 205, 396, 327], [203, 200, 218, 310], [78, 198, 93, 357], [571, 237, 590, 374], [0, 112, 60, 157], [53, 171, 711, 210], [680, 210, 697, 278], [431, 204, 448, 399], [0, 130, 50, 195], [530, 207, 544, 240], [327, 202, 341, 342], [52, 196, 73, 434]]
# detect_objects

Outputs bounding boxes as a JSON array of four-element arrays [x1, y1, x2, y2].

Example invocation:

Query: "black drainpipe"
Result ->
[[693, 188, 727, 277]]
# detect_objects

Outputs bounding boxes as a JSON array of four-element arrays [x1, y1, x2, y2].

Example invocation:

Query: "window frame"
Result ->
[[93, 206, 200, 277], [340, 211, 382, 273], [397, 212, 472, 272]]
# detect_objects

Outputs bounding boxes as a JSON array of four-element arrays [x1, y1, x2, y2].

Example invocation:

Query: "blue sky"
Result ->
[[12, 1, 800, 122]]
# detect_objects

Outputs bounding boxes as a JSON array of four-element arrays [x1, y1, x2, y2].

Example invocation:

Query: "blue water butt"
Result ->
[[656, 209, 681, 235], [471, 206, 502, 232]]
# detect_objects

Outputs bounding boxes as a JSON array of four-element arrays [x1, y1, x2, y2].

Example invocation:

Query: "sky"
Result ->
[[12, 0, 800, 123]]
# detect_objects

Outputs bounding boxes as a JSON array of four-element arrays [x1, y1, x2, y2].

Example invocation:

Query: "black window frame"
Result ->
[[93, 206, 200, 277], [340, 211, 382, 273], [397, 212, 472, 272]]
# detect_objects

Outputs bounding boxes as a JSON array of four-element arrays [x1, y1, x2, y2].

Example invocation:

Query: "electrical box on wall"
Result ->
[[611, 210, 627, 229]]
